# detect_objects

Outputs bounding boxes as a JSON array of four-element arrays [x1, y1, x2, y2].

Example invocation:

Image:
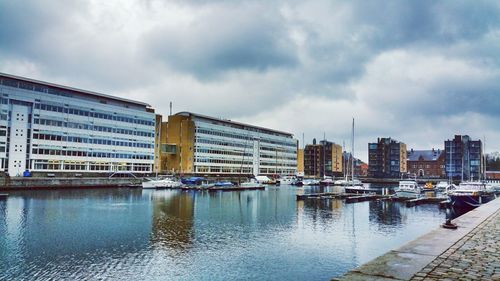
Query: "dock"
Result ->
[[297, 192, 449, 207], [345, 194, 383, 203], [0, 193, 8, 199]]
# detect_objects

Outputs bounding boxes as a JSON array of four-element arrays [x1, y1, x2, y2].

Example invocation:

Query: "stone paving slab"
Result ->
[[336, 197, 500, 281], [409, 208, 500, 281]]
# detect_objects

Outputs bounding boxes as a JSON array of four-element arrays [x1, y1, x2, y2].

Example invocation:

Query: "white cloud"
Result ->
[[1, 0, 499, 161]]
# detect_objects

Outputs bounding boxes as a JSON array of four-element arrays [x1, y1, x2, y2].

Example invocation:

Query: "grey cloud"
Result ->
[[1, 0, 500, 155], [145, 3, 298, 79]]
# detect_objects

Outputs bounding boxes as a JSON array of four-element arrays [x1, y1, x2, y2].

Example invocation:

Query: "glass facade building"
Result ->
[[0, 73, 156, 176]]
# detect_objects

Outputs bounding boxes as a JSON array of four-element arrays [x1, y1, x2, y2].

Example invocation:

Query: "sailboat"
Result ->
[[344, 118, 365, 193]]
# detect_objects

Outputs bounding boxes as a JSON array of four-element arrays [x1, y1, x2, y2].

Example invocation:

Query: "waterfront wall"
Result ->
[[0, 177, 142, 190], [335, 197, 500, 280]]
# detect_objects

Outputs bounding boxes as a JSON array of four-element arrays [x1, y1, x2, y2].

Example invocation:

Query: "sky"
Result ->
[[1, 0, 499, 162]]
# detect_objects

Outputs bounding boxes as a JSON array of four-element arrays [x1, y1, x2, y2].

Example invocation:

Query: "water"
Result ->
[[0, 186, 448, 280]]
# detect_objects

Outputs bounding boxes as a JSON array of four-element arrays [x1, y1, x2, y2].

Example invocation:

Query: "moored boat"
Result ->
[[142, 177, 183, 189], [395, 180, 421, 198], [435, 181, 450, 191], [319, 177, 334, 186], [448, 181, 496, 208], [278, 176, 297, 185]]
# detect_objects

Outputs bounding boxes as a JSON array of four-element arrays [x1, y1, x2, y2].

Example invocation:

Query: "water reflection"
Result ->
[[369, 200, 405, 226], [148, 190, 194, 251], [0, 186, 453, 280]]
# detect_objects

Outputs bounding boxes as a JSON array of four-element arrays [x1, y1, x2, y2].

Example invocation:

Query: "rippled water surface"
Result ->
[[0, 185, 448, 280]]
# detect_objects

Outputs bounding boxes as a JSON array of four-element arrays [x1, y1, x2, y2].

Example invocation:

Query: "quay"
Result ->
[[0, 177, 142, 190], [335, 197, 500, 280]]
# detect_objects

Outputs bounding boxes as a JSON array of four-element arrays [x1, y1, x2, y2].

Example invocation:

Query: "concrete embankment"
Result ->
[[335, 197, 500, 281], [0, 177, 142, 190]]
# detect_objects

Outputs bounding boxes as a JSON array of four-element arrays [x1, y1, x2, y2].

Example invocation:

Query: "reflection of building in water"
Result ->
[[302, 199, 344, 223], [368, 201, 406, 226], [0, 189, 151, 275], [150, 191, 194, 249]]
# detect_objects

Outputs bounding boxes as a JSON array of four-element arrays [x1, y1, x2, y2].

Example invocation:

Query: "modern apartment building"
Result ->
[[297, 148, 304, 176], [0, 73, 156, 176], [407, 148, 445, 178], [368, 137, 407, 178], [160, 112, 297, 176], [304, 139, 342, 178], [445, 135, 483, 180]]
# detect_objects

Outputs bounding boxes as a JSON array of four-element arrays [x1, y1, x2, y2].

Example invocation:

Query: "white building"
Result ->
[[164, 112, 298, 176], [0, 73, 156, 176]]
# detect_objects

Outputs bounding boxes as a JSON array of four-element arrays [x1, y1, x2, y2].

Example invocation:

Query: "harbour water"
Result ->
[[0, 185, 448, 280]]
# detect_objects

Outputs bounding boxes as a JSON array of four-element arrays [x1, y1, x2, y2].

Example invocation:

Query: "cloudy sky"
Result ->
[[1, 0, 499, 161]]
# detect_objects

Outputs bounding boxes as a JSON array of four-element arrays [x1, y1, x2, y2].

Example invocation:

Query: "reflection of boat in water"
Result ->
[[142, 177, 183, 189], [448, 181, 496, 208], [395, 180, 421, 198]]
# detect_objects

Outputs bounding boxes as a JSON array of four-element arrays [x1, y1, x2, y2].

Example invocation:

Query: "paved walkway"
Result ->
[[410, 209, 500, 281], [337, 197, 500, 281]]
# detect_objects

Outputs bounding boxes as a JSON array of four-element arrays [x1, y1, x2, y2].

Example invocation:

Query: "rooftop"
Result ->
[[407, 149, 443, 161], [0, 72, 151, 107], [175, 111, 294, 137]]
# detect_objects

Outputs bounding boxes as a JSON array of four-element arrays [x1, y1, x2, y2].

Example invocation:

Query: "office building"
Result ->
[[445, 135, 483, 180], [0, 73, 156, 176], [160, 112, 297, 176], [368, 137, 407, 178]]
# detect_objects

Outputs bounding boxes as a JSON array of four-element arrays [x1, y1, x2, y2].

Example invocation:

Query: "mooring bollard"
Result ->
[[442, 218, 458, 229]]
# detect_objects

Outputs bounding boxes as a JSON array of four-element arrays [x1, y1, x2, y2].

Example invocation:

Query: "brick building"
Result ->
[[407, 149, 445, 178], [368, 137, 407, 178]]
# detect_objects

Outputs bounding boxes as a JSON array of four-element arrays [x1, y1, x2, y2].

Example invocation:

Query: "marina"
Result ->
[[0, 185, 456, 280]]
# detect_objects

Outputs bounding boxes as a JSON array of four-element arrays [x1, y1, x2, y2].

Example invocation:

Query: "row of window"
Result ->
[[32, 161, 152, 171], [33, 133, 153, 148], [260, 154, 297, 161], [34, 118, 154, 137], [34, 103, 154, 126], [197, 127, 296, 148], [195, 147, 253, 157], [32, 148, 153, 160], [196, 137, 252, 149], [260, 161, 297, 168], [194, 158, 253, 165], [260, 145, 296, 153], [195, 166, 253, 174]]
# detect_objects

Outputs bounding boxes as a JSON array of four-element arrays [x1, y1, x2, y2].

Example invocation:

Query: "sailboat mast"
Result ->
[[351, 118, 355, 187], [449, 143, 452, 184]]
